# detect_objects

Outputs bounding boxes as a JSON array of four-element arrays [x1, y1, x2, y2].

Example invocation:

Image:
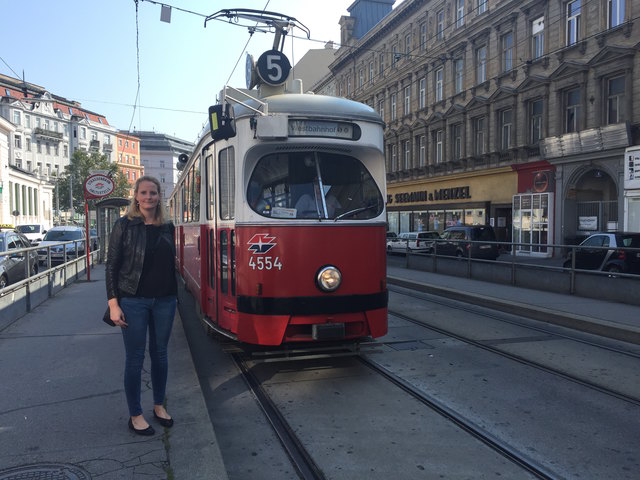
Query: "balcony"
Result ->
[[102, 143, 113, 152], [89, 139, 100, 151], [34, 127, 63, 141]]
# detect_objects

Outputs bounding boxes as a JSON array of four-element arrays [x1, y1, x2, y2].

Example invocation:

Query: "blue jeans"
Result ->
[[119, 296, 176, 417]]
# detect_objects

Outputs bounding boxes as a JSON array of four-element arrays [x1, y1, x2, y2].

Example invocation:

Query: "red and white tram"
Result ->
[[170, 48, 387, 346]]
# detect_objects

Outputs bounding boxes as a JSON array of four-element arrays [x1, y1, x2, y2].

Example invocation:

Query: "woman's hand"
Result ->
[[108, 301, 128, 328]]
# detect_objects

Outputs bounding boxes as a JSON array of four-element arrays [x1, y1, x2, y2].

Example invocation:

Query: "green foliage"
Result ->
[[54, 150, 131, 212]]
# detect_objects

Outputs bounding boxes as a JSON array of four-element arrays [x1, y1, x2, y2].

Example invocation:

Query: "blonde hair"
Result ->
[[127, 175, 167, 224]]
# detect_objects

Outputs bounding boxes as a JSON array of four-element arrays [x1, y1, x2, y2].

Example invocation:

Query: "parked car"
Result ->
[[89, 228, 99, 251], [386, 231, 398, 240], [436, 225, 500, 260], [387, 231, 440, 254], [0, 226, 38, 289], [16, 224, 48, 245], [36, 226, 86, 265], [563, 232, 640, 274]]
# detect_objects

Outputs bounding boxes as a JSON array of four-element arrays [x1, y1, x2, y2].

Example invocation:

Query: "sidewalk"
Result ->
[[388, 265, 640, 345], [0, 264, 228, 480]]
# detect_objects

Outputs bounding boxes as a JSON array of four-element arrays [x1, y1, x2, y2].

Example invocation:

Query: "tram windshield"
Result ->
[[248, 152, 384, 220]]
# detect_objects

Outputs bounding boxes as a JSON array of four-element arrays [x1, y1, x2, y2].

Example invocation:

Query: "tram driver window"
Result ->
[[248, 152, 384, 220]]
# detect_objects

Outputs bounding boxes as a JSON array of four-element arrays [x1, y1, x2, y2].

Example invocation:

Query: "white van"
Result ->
[[16, 224, 49, 245]]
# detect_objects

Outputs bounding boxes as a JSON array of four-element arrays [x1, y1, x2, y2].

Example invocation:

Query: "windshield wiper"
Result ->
[[334, 204, 378, 221]]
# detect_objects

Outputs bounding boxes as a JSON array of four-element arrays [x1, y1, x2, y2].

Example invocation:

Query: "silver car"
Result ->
[[386, 231, 440, 254], [37, 226, 86, 265]]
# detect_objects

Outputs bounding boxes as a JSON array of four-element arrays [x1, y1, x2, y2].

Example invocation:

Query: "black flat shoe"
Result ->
[[128, 418, 155, 436], [153, 410, 174, 428]]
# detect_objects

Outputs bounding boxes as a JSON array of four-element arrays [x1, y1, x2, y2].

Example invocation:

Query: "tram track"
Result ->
[[231, 352, 327, 480], [388, 286, 640, 407]]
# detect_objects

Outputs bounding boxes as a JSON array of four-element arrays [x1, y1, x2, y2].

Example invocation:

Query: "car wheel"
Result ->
[[0, 275, 7, 289]]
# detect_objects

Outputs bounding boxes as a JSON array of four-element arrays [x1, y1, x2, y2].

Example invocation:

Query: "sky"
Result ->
[[0, 0, 359, 144]]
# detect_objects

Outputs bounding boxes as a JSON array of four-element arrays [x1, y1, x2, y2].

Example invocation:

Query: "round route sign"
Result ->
[[84, 174, 114, 199]]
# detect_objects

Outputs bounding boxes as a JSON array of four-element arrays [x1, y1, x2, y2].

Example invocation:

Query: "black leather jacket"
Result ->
[[105, 216, 175, 300]]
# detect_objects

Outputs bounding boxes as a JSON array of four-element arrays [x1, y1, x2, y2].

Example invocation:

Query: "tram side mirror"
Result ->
[[177, 153, 189, 171], [209, 104, 236, 141]]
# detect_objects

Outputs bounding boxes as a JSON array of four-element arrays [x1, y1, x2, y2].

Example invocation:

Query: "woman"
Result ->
[[105, 175, 177, 436]]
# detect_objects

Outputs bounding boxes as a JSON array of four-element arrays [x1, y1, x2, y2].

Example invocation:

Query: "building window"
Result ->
[[12, 110, 21, 125], [391, 144, 398, 171], [359, 69, 364, 89], [369, 61, 374, 84], [532, 16, 544, 59], [456, 0, 465, 28], [26, 138, 31, 151], [379, 53, 385, 76], [420, 23, 427, 51], [132, 141, 135, 149], [391, 93, 397, 121], [608, 0, 625, 28], [566, 0, 581, 46], [607, 76, 625, 124], [565, 88, 581, 133], [435, 130, 443, 163], [419, 78, 426, 109], [378, 99, 385, 121], [475, 117, 486, 155], [403, 140, 411, 169], [530, 99, 543, 144], [478, 0, 488, 14], [500, 109, 513, 150], [435, 68, 444, 102], [404, 86, 411, 116], [25, 115, 30, 128], [55, 144, 59, 156], [14, 134, 21, 149], [454, 58, 464, 94], [502, 32, 513, 72], [392, 45, 399, 68], [436, 10, 444, 40], [160, 160, 165, 168], [419, 135, 426, 166], [405, 33, 412, 56], [81, 127, 86, 140], [347, 76, 351, 96], [63, 145, 68, 157], [452, 124, 462, 160], [37, 141, 42, 153], [476, 46, 487, 84]]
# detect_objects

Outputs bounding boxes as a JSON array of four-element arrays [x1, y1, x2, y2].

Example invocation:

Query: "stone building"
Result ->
[[318, 0, 640, 255]]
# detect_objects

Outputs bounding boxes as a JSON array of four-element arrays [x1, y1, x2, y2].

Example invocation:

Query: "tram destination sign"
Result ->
[[288, 120, 355, 139]]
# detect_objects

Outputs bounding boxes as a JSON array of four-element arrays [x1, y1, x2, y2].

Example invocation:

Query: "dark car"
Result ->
[[436, 225, 500, 260], [0, 227, 39, 289], [563, 232, 640, 274], [37, 226, 86, 265]]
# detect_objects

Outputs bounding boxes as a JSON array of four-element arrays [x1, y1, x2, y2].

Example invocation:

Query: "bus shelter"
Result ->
[[95, 197, 129, 263]]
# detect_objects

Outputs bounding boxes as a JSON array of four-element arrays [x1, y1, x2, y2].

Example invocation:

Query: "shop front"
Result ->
[[386, 168, 516, 244]]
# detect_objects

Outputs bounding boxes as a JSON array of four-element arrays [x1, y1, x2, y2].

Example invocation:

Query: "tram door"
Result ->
[[217, 228, 237, 333]]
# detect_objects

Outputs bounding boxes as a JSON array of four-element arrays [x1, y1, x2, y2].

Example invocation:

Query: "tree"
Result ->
[[55, 150, 130, 214]]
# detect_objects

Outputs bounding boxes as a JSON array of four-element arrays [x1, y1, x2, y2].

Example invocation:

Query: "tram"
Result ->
[[169, 10, 388, 346]]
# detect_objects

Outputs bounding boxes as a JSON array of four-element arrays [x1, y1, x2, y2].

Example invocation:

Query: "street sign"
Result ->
[[84, 174, 114, 199]]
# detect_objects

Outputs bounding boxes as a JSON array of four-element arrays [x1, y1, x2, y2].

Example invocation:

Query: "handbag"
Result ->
[[103, 306, 116, 327]]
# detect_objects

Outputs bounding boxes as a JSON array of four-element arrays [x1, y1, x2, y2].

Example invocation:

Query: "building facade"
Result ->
[[320, 0, 640, 255], [116, 131, 144, 199], [0, 74, 116, 226], [134, 131, 194, 205]]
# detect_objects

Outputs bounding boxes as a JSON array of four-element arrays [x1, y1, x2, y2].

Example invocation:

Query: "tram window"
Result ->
[[192, 157, 201, 221], [206, 153, 215, 220], [219, 147, 235, 220], [220, 230, 228, 294], [248, 152, 384, 220]]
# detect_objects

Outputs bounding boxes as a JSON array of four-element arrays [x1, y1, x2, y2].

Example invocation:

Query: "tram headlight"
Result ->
[[316, 266, 342, 292]]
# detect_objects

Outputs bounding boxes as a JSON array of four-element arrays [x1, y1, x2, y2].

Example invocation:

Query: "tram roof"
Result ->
[[233, 93, 385, 126]]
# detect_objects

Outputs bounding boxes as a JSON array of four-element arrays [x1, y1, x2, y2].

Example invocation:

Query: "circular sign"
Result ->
[[532, 171, 549, 193], [84, 174, 114, 199], [245, 53, 256, 89], [255, 50, 291, 86]]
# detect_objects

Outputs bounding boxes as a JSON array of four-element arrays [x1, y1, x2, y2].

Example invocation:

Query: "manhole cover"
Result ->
[[0, 463, 91, 480]]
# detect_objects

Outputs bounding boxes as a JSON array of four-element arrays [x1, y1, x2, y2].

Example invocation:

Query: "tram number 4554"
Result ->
[[249, 256, 283, 271]]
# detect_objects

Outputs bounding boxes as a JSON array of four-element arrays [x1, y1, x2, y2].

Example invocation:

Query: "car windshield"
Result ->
[[470, 227, 495, 241], [247, 151, 384, 220], [17, 225, 39, 233], [43, 230, 83, 241]]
